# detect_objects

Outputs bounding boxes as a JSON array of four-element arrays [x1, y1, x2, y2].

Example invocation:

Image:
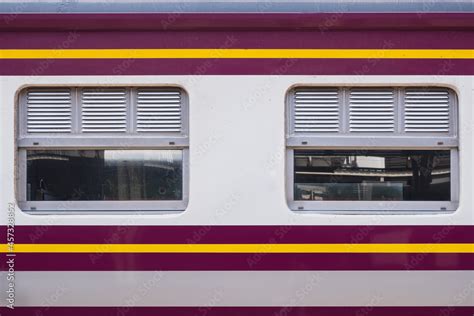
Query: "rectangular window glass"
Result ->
[[294, 150, 450, 202], [26, 150, 183, 201]]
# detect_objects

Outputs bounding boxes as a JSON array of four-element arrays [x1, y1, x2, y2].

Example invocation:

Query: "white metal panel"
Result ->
[[293, 88, 340, 133], [26, 88, 72, 133], [1, 75, 470, 227], [4, 271, 471, 307], [81, 88, 127, 133], [404, 88, 450, 133], [136, 88, 182, 133], [349, 88, 395, 132]]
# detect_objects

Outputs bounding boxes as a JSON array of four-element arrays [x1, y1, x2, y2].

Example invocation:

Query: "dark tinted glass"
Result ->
[[27, 150, 182, 201], [294, 150, 450, 201]]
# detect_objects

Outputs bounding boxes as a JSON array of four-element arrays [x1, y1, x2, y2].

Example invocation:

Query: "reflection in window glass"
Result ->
[[27, 150, 182, 201], [294, 150, 450, 201]]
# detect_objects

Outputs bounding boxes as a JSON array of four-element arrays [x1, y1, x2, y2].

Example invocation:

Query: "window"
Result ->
[[17, 87, 189, 212], [286, 87, 458, 212], [294, 150, 451, 201]]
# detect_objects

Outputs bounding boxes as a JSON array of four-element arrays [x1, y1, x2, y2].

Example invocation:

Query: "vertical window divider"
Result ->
[[341, 87, 348, 134], [129, 87, 136, 134], [396, 87, 403, 134], [288, 89, 295, 137], [449, 89, 456, 137], [451, 149, 460, 203], [286, 149, 295, 206], [18, 149, 27, 201], [181, 88, 189, 137], [18, 91, 26, 138], [72, 87, 80, 134]]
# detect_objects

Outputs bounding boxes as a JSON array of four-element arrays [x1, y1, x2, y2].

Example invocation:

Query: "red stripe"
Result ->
[[1, 13, 473, 31], [0, 58, 471, 75], [3, 253, 472, 271], [1, 30, 472, 49], [1, 307, 473, 316], [2, 225, 472, 244]]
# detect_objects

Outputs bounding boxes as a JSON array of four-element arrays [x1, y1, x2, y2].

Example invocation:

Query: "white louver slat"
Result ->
[[81, 88, 127, 133], [349, 88, 395, 132], [136, 89, 182, 133], [26, 89, 72, 133], [404, 89, 450, 133], [293, 88, 340, 133]]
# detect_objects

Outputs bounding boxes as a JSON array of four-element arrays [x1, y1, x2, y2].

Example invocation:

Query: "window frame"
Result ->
[[16, 85, 190, 214], [285, 86, 460, 214]]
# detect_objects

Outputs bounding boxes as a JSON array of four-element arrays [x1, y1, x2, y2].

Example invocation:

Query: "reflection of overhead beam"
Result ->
[[296, 169, 450, 177], [143, 163, 176, 170], [27, 155, 69, 162], [105, 150, 181, 163]]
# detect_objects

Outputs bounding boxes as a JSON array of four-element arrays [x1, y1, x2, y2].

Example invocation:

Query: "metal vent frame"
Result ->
[[18, 86, 189, 148], [287, 86, 458, 149]]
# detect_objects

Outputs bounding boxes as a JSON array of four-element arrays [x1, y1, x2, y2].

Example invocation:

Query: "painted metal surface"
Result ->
[[1, 307, 473, 316], [2, 225, 472, 271], [2, 75, 472, 225], [0, 7, 473, 315], [0, 24, 472, 75], [1, 271, 472, 306], [2, 225, 472, 244], [1, 13, 474, 31], [1, 30, 472, 49], [1, 58, 472, 75], [4, 252, 473, 271], [1, 1, 473, 14]]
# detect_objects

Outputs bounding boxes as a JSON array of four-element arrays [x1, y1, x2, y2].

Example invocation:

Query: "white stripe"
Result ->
[[2, 271, 473, 307]]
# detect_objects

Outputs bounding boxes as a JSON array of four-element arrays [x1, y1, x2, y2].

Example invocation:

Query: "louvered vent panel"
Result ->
[[404, 88, 450, 133], [81, 88, 127, 133], [349, 88, 395, 132], [293, 88, 340, 133], [26, 89, 72, 133], [136, 88, 182, 133]]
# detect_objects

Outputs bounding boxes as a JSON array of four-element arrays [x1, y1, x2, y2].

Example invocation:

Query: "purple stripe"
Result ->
[[2, 253, 472, 271], [1, 307, 473, 316], [2, 225, 472, 244], [0, 58, 472, 75], [1, 13, 473, 31], [0, 31, 472, 49]]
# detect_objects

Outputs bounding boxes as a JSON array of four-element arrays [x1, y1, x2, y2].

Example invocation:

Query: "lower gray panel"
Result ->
[[1, 271, 473, 307]]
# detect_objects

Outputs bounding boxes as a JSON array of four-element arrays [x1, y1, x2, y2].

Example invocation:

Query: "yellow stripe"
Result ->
[[0, 49, 473, 59], [1, 243, 473, 253]]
